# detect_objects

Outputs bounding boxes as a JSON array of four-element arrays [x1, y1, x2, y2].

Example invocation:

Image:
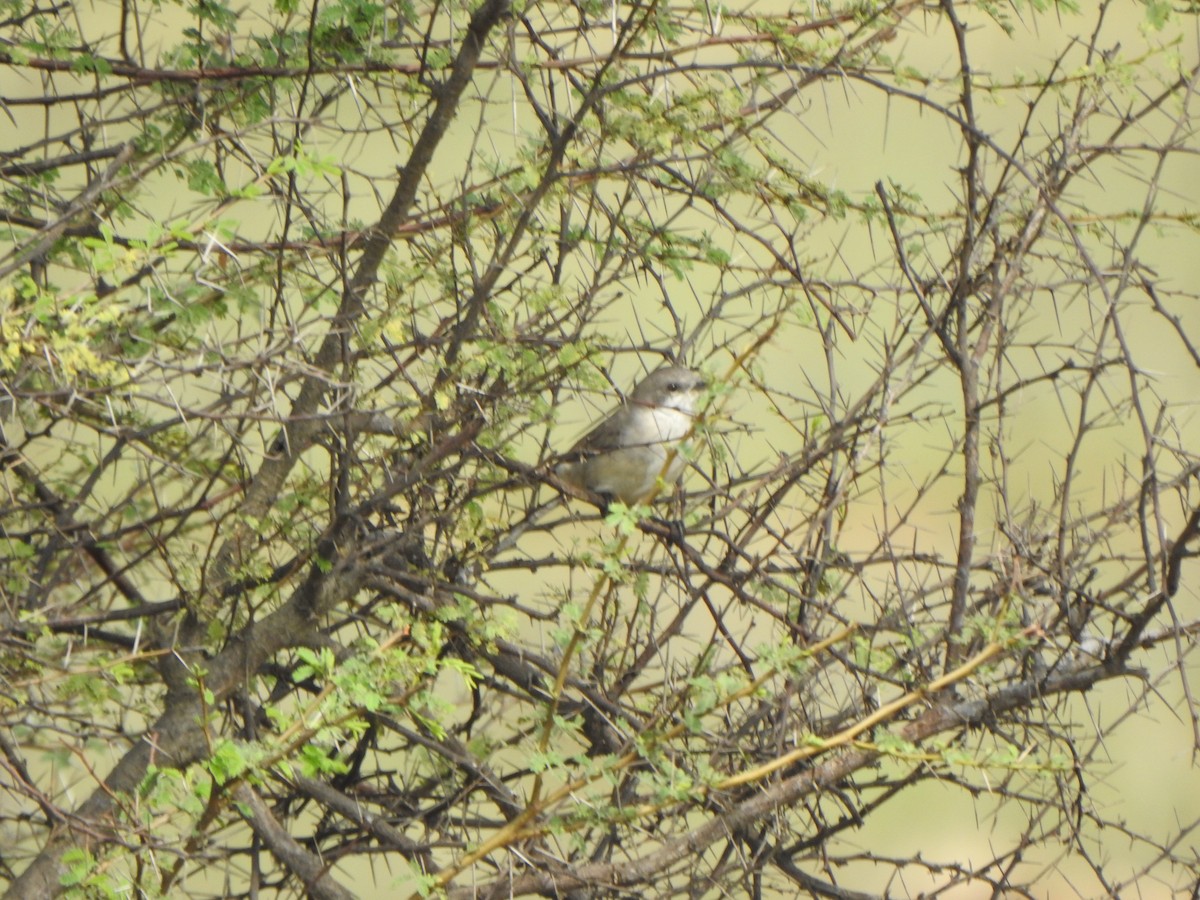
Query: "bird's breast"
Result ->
[[635, 406, 694, 443]]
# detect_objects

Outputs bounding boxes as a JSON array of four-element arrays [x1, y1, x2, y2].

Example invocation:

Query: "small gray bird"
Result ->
[[556, 366, 705, 505]]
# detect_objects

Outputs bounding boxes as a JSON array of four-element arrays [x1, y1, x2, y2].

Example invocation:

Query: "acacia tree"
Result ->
[[1, 0, 1198, 896]]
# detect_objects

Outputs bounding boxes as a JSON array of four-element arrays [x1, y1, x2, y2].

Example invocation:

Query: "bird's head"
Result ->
[[629, 366, 705, 413]]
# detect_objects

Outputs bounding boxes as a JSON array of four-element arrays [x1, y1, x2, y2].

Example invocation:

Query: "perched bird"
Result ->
[[556, 366, 705, 505]]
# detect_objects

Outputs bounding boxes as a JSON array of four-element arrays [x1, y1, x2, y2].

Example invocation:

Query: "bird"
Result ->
[[555, 366, 706, 505]]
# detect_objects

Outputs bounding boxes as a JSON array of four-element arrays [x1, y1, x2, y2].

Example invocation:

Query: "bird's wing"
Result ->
[[564, 406, 631, 458]]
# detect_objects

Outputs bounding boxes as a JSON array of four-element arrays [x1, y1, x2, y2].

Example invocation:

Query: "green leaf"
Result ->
[[603, 502, 650, 534], [208, 740, 253, 784]]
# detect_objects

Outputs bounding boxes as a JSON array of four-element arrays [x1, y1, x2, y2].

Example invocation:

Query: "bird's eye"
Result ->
[[667, 382, 680, 391]]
